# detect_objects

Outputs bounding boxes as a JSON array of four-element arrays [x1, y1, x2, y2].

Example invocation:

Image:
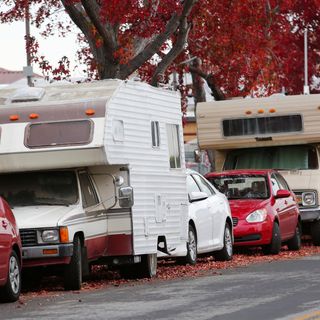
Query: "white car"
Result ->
[[182, 170, 234, 264]]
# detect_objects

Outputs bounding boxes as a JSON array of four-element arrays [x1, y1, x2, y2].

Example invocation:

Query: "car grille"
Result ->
[[232, 217, 238, 227], [20, 229, 38, 247]]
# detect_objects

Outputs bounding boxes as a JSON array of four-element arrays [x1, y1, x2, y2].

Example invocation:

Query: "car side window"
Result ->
[[78, 171, 99, 208], [271, 174, 281, 195], [275, 173, 290, 191], [187, 175, 201, 194], [192, 174, 215, 196]]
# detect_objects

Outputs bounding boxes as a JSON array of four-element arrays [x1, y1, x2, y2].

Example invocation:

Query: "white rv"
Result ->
[[0, 80, 188, 290], [196, 94, 320, 245]]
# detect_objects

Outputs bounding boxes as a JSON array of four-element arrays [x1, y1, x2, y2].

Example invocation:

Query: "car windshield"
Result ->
[[208, 175, 269, 200], [0, 171, 78, 207]]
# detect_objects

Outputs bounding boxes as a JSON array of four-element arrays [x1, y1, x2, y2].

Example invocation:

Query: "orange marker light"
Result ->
[[269, 108, 276, 113], [43, 249, 58, 255], [258, 109, 264, 114], [245, 110, 252, 115], [9, 115, 19, 121], [29, 113, 39, 119], [85, 108, 95, 116], [59, 227, 69, 243]]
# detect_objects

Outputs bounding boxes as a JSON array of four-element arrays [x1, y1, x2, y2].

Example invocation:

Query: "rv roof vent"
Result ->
[[9, 87, 45, 103]]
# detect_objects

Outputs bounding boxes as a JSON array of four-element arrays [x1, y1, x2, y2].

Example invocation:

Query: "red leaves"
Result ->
[[18, 242, 320, 302]]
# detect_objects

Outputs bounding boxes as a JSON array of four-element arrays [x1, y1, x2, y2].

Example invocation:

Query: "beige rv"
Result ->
[[196, 93, 320, 245]]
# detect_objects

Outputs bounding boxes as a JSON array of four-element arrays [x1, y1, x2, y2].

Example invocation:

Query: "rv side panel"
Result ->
[[104, 81, 188, 255]]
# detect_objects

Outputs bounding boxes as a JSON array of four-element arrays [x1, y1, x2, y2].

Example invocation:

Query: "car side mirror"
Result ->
[[189, 191, 208, 203], [275, 189, 291, 199], [119, 186, 134, 208]]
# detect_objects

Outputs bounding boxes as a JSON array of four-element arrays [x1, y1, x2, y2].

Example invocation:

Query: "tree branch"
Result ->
[[150, 19, 191, 86], [189, 63, 226, 101], [120, 0, 197, 78], [80, 0, 117, 54]]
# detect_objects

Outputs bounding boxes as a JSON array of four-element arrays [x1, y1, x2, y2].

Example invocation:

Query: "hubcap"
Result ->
[[188, 229, 197, 261], [225, 227, 233, 257], [9, 256, 20, 294]]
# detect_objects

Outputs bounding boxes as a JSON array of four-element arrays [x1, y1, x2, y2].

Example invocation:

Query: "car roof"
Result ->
[[205, 169, 275, 178]]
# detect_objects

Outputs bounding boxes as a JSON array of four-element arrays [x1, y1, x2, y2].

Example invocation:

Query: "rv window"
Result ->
[[25, 120, 93, 148], [222, 115, 302, 137], [224, 145, 318, 170], [78, 172, 99, 208], [166, 124, 181, 169], [151, 121, 160, 148]]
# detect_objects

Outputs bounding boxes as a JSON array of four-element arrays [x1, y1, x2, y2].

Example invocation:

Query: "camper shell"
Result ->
[[0, 80, 188, 289], [196, 94, 320, 245]]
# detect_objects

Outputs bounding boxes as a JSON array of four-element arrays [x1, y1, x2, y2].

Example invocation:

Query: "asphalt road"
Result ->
[[2, 255, 320, 320]]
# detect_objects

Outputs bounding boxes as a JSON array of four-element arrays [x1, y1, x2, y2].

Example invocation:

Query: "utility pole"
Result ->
[[24, 1, 34, 87], [304, 29, 310, 95]]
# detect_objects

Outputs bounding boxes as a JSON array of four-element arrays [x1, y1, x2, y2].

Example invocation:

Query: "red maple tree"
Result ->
[[1, 0, 320, 97]]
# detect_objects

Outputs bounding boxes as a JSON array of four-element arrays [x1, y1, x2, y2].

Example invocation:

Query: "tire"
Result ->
[[287, 223, 302, 251], [262, 222, 281, 255], [120, 253, 157, 279], [139, 253, 157, 278], [311, 220, 320, 246], [63, 236, 82, 290], [0, 251, 21, 302], [215, 224, 233, 261], [184, 224, 197, 265]]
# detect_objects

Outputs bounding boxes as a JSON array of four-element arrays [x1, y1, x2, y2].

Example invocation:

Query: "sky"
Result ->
[[0, 21, 84, 77]]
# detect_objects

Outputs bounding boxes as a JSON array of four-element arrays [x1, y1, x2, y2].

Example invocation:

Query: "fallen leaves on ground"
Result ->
[[19, 241, 320, 303]]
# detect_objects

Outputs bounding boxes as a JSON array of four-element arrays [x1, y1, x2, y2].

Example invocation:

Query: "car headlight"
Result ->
[[41, 229, 59, 243], [246, 209, 267, 223], [302, 192, 316, 206]]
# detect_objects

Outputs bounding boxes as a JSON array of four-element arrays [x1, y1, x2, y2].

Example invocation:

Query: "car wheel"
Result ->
[[183, 224, 197, 265], [119, 253, 157, 279], [311, 221, 320, 246], [287, 223, 302, 251], [262, 222, 281, 255], [215, 223, 233, 261], [139, 253, 157, 278], [63, 236, 82, 290], [0, 251, 21, 302]]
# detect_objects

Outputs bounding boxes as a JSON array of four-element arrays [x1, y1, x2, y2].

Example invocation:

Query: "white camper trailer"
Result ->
[[0, 80, 188, 290], [196, 94, 320, 245]]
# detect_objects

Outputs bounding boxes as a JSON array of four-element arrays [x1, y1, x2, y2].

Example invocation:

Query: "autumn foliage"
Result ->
[[1, 1, 320, 96]]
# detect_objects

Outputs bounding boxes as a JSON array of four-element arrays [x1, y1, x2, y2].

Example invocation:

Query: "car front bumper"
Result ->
[[299, 207, 320, 222], [22, 243, 73, 260], [233, 219, 273, 246]]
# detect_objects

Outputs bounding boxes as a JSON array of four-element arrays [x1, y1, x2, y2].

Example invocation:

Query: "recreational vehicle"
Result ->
[[0, 80, 189, 289], [196, 94, 320, 245]]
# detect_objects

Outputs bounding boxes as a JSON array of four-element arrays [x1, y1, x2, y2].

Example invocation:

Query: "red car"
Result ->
[[205, 169, 301, 254], [0, 197, 22, 302]]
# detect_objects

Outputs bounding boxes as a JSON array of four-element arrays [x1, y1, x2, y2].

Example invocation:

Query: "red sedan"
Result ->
[[206, 169, 301, 254], [0, 197, 22, 302]]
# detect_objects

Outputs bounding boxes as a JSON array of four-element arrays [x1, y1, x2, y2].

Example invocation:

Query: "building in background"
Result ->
[[0, 67, 44, 88]]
